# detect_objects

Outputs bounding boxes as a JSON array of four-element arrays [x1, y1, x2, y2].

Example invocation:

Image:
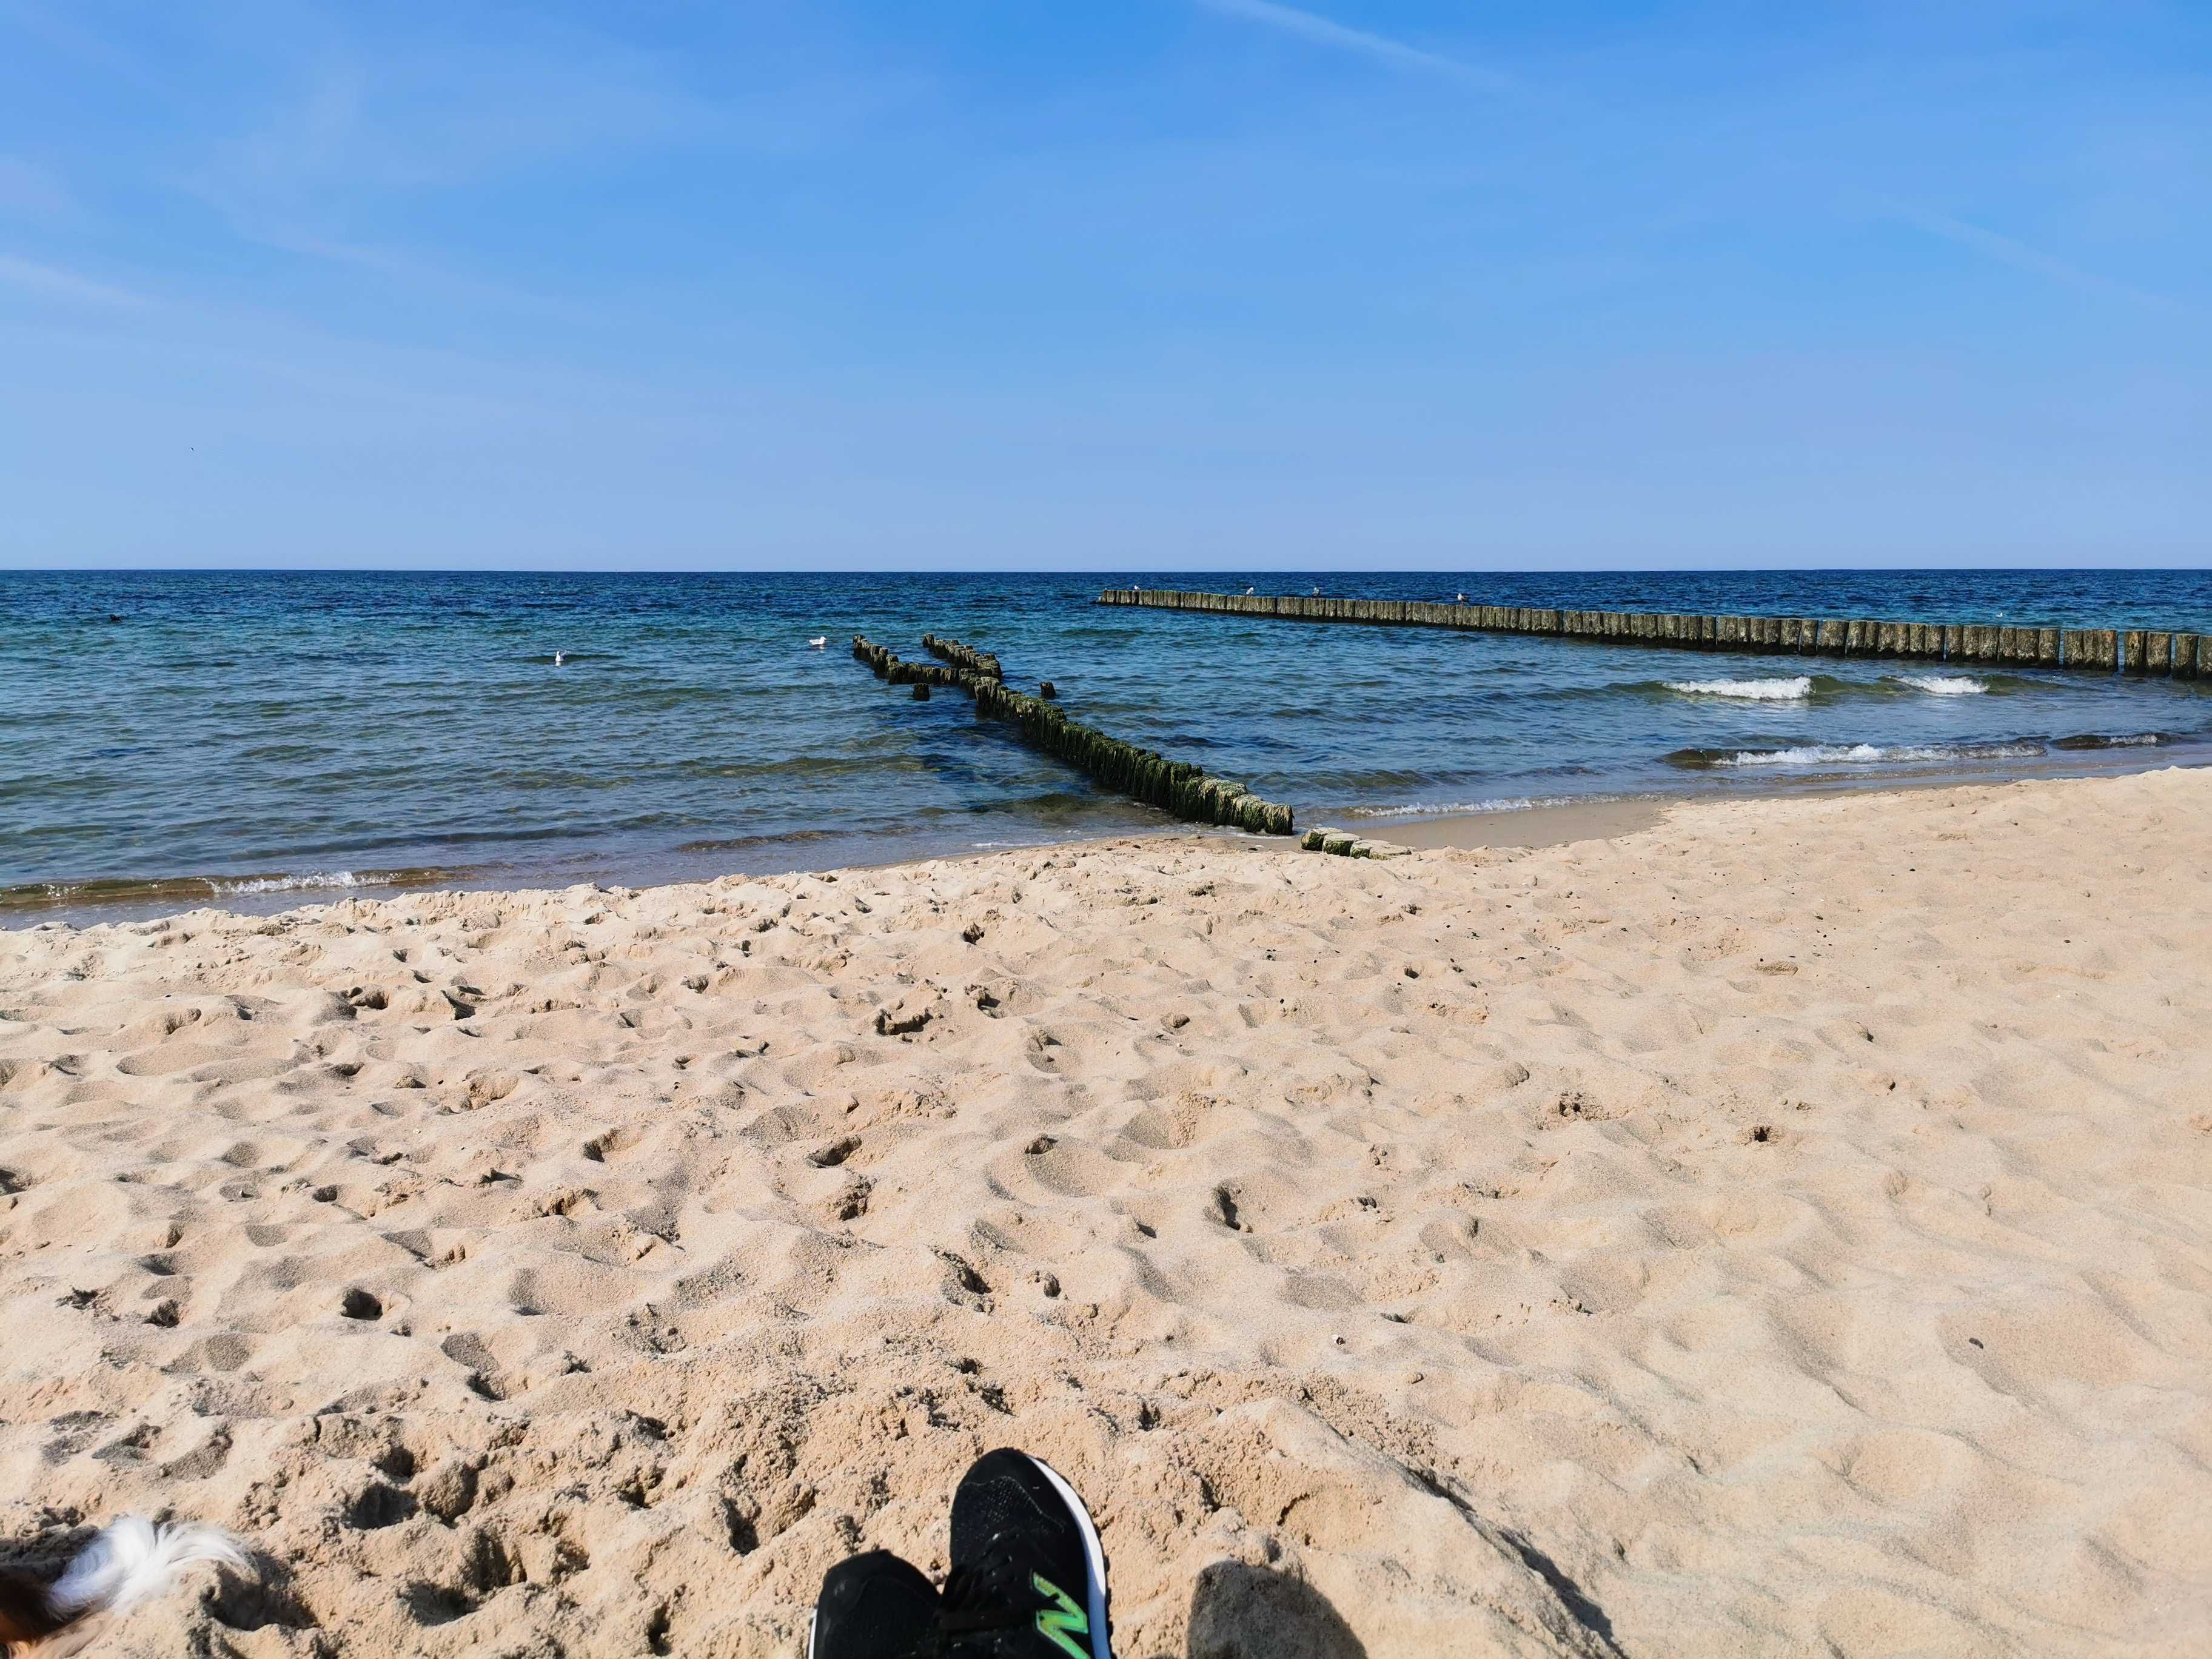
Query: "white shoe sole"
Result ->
[[1027, 1453, 1113, 1659]]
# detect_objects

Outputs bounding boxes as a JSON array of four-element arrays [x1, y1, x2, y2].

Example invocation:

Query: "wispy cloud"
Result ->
[[203, 39, 728, 206], [241, 224, 606, 325], [1886, 201, 2198, 320], [1195, 0, 1513, 94], [184, 45, 898, 288], [0, 252, 150, 309], [170, 23, 752, 313]]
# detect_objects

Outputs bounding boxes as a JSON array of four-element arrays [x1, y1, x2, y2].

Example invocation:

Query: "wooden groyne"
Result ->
[[851, 634, 1296, 836], [850, 635, 967, 689], [1094, 589, 2207, 679], [921, 634, 1002, 680]]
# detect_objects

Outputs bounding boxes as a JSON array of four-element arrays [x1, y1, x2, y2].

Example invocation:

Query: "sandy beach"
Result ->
[[2, 766, 2208, 1657]]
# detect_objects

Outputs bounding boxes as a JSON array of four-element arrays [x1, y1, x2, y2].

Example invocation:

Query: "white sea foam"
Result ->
[[1897, 674, 1985, 695], [1347, 796, 1572, 819], [1717, 743, 1880, 767], [1665, 676, 1812, 701], [1718, 741, 2040, 768], [206, 871, 374, 896]]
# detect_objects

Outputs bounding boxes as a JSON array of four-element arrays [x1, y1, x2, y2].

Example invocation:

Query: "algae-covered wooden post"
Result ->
[[1093, 589, 2192, 678], [2062, 629, 2117, 672]]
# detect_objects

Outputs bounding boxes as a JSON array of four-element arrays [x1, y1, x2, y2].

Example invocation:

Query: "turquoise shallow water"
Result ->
[[5, 569, 2209, 923]]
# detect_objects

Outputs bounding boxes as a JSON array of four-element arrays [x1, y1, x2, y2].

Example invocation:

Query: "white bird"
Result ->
[[1311, 586, 1319, 595], [1245, 586, 1256, 595], [1456, 592, 1467, 602], [553, 651, 566, 666], [808, 636, 827, 649]]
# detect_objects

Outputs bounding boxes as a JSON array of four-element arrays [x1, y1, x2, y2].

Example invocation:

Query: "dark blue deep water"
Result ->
[[5, 570, 2210, 922]]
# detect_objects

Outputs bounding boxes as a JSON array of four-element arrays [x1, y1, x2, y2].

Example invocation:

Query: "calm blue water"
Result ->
[[5, 570, 2210, 924]]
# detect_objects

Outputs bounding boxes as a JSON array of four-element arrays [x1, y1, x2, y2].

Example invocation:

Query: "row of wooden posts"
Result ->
[[848, 637, 968, 689], [850, 634, 1296, 835], [920, 634, 1003, 681], [1094, 589, 2211, 677]]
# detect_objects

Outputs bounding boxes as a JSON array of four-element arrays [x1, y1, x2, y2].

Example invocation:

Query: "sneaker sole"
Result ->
[[1027, 1454, 1113, 1659]]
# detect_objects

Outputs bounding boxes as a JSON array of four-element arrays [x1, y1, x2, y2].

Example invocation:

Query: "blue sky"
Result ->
[[1, 1, 2205, 571]]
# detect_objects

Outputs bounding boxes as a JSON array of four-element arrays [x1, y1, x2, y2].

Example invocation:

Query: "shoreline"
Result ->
[[10, 752, 2207, 931]]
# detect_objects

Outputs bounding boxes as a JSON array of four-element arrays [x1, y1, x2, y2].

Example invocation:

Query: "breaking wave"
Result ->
[[2051, 731, 2173, 750], [1346, 796, 1574, 819], [1665, 740, 2046, 770], [1663, 676, 1812, 701], [0, 868, 452, 914]]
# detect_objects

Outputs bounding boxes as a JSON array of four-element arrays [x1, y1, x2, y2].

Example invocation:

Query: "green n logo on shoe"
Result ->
[[1030, 1573, 1090, 1659]]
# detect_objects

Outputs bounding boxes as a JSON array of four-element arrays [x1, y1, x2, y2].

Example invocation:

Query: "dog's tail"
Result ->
[[0, 1517, 243, 1653]]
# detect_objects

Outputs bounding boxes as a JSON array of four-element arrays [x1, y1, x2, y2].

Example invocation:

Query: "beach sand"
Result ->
[[2, 767, 2208, 1657]]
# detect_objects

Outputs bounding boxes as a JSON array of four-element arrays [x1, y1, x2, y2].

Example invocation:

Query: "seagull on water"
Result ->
[[553, 651, 566, 666], [808, 635, 827, 648]]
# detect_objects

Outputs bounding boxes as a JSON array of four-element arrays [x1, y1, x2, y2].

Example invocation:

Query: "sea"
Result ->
[[6, 569, 2210, 926]]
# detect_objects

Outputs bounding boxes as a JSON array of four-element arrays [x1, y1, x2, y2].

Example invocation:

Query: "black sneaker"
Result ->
[[939, 1449, 1112, 1658], [809, 1550, 939, 1659]]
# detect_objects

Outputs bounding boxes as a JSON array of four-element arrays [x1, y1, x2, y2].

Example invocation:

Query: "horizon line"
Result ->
[[2, 565, 2210, 578]]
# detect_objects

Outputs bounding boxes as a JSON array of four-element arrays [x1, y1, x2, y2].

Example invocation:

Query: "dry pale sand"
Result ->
[[2, 768, 2210, 1658]]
